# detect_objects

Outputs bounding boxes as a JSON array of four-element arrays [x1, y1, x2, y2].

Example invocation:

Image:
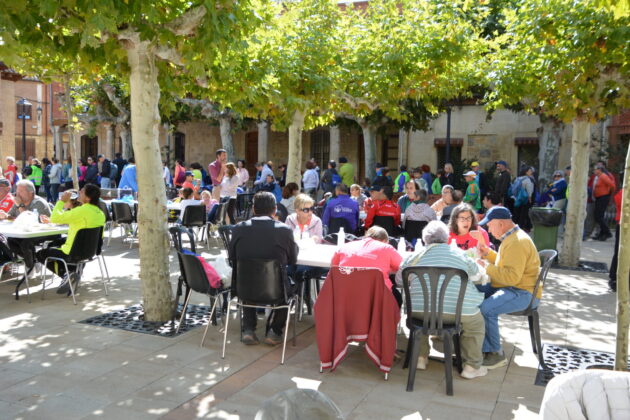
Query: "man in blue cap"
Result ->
[[476, 206, 540, 369]]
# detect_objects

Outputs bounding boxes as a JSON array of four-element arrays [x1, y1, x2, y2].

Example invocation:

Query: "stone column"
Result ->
[[398, 128, 409, 168], [52, 125, 62, 159], [257, 121, 268, 163], [106, 123, 115, 158], [329, 126, 340, 162]]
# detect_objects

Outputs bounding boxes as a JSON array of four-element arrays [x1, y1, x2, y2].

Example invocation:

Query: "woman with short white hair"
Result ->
[[284, 194, 323, 243]]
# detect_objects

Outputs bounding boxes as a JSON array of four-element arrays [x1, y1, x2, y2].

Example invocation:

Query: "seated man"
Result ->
[[228, 191, 298, 346], [36, 184, 106, 293], [364, 186, 401, 231], [322, 183, 359, 234], [477, 206, 541, 369], [395, 221, 487, 378], [331, 226, 402, 304], [0, 180, 52, 277]]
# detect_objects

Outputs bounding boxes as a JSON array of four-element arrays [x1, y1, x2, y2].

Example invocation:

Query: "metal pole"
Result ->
[[445, 107, 452, 164], [21, 106, 27, 169]]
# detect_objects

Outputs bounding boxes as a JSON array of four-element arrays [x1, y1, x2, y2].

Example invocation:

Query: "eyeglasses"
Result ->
[[300, 207, 314, 213], [457, 216, 473, 222]]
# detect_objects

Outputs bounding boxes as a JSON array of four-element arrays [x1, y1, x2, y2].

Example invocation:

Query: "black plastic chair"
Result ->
[[111, 201, 135, 247], [401, 266, 469, 396], [373, 215, 396, 236], [205, 202, 228, 246], [177, 251, 229, 345], [236, 193, 255, 221], [276, 203, 289, 223], [218, 225, 234, 264], [404, 220, 428, 243], [222, 258, 297, 364], [181, 204, 207, 240], [507, 249, 557, 370], [42, 227, 105, 305], [328, 217, 353, 235]]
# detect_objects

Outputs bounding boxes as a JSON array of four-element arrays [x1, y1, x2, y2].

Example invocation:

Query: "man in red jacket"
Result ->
[[592, 164, 615, 241], [364, 186, 401, 231]]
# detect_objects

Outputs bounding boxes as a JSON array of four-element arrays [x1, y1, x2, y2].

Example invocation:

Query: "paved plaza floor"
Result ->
[[0, 230, 620, 419]]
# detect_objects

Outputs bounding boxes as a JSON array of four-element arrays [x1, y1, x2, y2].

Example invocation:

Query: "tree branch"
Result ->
[[102, 83, 130, 123], [338, 92, 380, 112], [164, 6, 207, 36]]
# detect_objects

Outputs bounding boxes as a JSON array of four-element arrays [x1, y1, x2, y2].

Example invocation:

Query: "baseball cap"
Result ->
[[479, 206, 512, 226], [495, 160, 508, 167], [0, 179, 10, 187], [471, 161, 479, 167], [184, 171, 193, 177], [463, 170, 477, 177]]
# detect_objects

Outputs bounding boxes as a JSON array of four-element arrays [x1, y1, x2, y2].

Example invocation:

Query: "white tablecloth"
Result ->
[[296, 242, 410, 268], [0, 221, 68, 239]]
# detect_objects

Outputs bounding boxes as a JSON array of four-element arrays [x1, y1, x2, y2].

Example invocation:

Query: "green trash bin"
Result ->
[[529, 207, 563, 251]]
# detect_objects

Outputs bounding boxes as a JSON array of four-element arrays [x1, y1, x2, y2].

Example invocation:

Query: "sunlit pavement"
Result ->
[[0, 230, 618, 419]]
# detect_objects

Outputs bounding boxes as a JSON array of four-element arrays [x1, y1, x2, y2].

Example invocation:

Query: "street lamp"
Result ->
[[16, 98, 32, 169]]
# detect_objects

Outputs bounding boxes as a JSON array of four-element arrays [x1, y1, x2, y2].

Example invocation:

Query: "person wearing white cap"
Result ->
[[463, 170, 481, 210]]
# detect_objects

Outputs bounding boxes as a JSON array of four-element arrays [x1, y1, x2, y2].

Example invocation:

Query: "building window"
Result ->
[[81, 135, 99, 161], [434, 138, 463, 169], [381, 134, 399, 170], [310, 129, 330, 168], [174, 132, 185, 162], [14, 138, 36, 161], [515, 137, 539, 172], [16, 103, 32, 120]]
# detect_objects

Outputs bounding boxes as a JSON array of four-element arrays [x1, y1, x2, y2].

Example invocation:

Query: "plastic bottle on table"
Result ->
[[33, 208, 39, 224], [337, 227, 345, 247], [397, 236, 406, 253]]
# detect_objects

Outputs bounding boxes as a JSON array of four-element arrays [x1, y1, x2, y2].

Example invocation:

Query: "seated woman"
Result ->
[[350, 184, 367, 209], [404, 189, 436, 225], [280, 182, 300, 215], [447, 203, 490, 251], [178, 187, 201, 223], [395, 221, 487, 379], [200, 190, 219, 222], [397, 180, 421, 213], [332, 226, 402, 305], [430, 184, 454, 220]]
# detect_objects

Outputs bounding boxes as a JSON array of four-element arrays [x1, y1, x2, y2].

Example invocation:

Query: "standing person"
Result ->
[[84, 156, 99, 185], [278, 164, 287, 187], [609, 182, 624, 292], [220, 163, 240, 199], [162, 161, 172, 187], [4, 157, 18, 186], [112, 153, 127, 186], [236, 159, 249, 187], [350, 184, 367, 209], [477, 207, 540, 369], [174, 159, 186, 188], [28, 158, 43, 195], [302, 161, 319, 200], [463, 170, 482, 211], [254, 161, 274, 186], [412, 167, 428, 190], [338, 157, 355, 187], [41, 158, 53, 202], [394, 165, 411, 194], [471, 161, 489, 199], [511, 166, 535, 232], [432, 169, 444, 195], [208, 149, 227, 200], [494, 160, 512, 206], [440, 163, 455, 188], [49, 158, 62, 203], [592, 163, 615, 241], [320, 161, 339, 195], [420, 165, 433, 191], [97, 154, 112, 188], [228, 192, 299, 345], [62, 157, 73, 189], [77, 158, 88, 189], [118, 157, 138, 192]]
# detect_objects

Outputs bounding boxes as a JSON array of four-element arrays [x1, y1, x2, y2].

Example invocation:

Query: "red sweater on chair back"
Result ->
[[314, 267, 400, 373]]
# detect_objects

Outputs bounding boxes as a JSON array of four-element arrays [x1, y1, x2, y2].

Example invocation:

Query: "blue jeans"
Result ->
[[100, 178, 111, 189], [478, 285, 538, 353]]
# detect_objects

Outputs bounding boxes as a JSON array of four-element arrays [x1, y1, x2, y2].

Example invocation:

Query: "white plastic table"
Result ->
[[0, 221, 68, 239], [296, 242, 410, 268]]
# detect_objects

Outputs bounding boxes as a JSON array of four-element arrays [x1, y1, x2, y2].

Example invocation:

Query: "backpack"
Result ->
[[332, 173, 342, 186], [181, 249, 222, 288], [511, 177, 529, 208], [109, 163, 118, 181], [175, 169, 186, 185]]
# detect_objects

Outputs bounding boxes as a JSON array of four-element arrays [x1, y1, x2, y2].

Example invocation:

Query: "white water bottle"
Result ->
[[414, 239, 424, 252], [397, 236, 406, 253], [33, 208, 39, 224], [293, 227, 301, 242], [337, 227, 345, 247]]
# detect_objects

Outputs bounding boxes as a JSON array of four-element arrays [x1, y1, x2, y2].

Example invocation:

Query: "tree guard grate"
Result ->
[[554, 260, 608, 274], [79, 303, 211, 337], [535, 344, 628, 386]]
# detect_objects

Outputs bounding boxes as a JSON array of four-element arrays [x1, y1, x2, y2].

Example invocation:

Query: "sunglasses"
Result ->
[[300, 207, 314, 213]]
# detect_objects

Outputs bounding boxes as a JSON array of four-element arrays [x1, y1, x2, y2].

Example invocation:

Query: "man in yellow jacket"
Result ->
[[37, 183, 105, 294], [477, 206, 540, 369]]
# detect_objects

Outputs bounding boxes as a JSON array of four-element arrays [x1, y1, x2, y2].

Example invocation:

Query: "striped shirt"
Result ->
[[396, 243, 484, 316]]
